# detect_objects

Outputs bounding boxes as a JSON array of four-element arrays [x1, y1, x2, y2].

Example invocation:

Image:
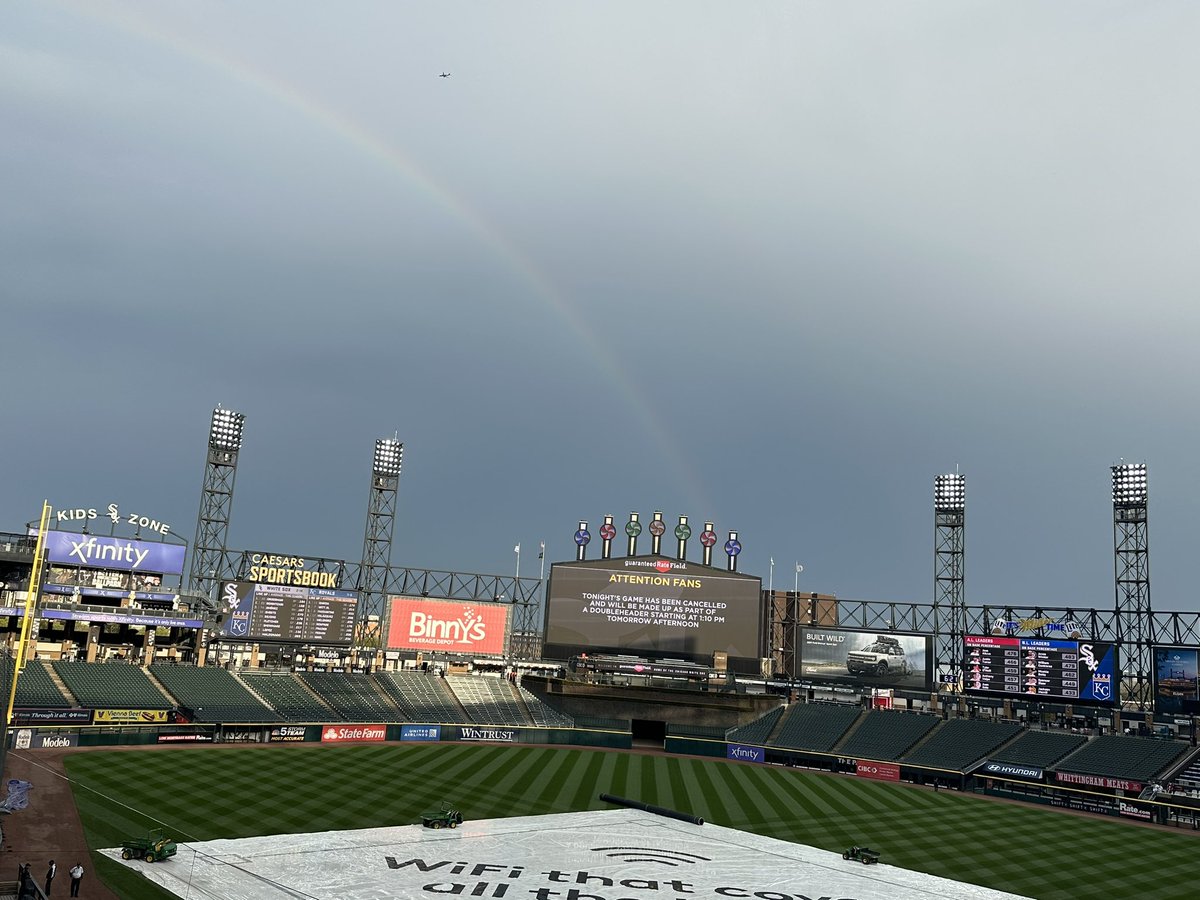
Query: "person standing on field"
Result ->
[[70, 863, 84, 897]]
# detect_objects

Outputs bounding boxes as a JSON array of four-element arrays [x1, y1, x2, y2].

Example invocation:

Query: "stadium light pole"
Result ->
[[357, 437, 403, 669], [1112, 462, 1152, 711], [189, 407, 245, 608], [933, 473, 966, 692]]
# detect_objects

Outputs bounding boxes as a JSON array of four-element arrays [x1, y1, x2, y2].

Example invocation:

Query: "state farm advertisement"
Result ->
[[385, 597, 509, 654], [320, 725, 386, 743], [855, 760, 900, 782]]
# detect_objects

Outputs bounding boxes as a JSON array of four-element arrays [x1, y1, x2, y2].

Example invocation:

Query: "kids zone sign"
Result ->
[[386, 597, 510, 654], [44, 531, 185, 574]]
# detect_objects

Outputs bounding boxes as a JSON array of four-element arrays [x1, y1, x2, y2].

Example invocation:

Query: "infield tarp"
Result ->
[[102, 808, 1031, 900]]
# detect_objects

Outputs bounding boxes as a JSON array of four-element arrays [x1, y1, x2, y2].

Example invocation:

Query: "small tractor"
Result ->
[[843, 845, 880, 865], [421, 803, 464, 829], [121, 828, 178, 863]]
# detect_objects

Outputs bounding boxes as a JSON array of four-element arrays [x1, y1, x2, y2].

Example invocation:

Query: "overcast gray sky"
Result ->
[[3, 1, 1199, 612]]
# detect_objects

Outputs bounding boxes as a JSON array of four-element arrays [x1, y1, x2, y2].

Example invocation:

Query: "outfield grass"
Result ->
[[66, 743, 1196, 900]]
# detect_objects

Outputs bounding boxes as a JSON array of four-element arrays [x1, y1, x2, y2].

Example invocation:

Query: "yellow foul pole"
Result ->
[[6, 501, 51, 727]]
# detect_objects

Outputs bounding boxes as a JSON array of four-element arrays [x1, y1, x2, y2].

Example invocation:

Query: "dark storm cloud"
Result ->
[[2, 1, 1199, 615]]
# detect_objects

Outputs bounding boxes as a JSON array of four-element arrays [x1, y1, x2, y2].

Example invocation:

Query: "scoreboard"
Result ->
[[965, 635, 1118, 704], [219, 581, 358, 645]]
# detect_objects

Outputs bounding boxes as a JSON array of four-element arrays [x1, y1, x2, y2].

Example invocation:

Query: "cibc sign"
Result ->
[[855, 760, 900, 782]]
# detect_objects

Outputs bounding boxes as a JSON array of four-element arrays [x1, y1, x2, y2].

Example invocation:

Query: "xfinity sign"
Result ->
[[45, 531, 185, 574], [726, 744, 765, 763]]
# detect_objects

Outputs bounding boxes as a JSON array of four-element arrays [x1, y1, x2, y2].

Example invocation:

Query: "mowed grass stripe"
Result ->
[[65, 745, 1200, 900]]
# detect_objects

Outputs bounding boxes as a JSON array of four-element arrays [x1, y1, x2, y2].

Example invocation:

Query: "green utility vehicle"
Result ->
[[121, 828, 178, 862], [843, 845, 880, 865], [421, 804, 464, 829]]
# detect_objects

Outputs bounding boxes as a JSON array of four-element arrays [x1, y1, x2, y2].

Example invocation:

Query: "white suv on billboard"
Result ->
[[846, 635, 913, 678]]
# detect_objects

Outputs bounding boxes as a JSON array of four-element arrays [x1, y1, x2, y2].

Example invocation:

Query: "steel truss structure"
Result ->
[[188, 408, 245, 608], [933, 474, 966, 688], [1113, 463, 1153, 710]]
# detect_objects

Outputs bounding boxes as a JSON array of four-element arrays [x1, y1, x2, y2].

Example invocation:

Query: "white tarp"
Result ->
[[101, 808, 1031, 900]]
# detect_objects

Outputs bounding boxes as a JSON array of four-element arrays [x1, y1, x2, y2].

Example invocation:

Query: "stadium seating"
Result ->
[[1053, 734, 1191, 782], [53, 660, 173, 709], [770, 703, 861, 753], [835, 709, 940, 761], [375, 672, 468, 723], [516, 684, 574, 728], [150, 665, 280, 723], [902, 718, 1022, 771], [446, 675, 530, 725], [987, 729, 1088, 768], [299, 672, 401, 722], [0, 659, 73, 708], [240, 671, 339, 722], [726, 706, 784, 746]]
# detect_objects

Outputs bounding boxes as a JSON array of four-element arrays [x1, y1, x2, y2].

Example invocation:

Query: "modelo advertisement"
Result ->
[[541, 557, 763, 667], [1153, 646, 1200, 714], [385, 597, 510, 655], [44, 531, 186, 574], [799, 627, 932, 690]]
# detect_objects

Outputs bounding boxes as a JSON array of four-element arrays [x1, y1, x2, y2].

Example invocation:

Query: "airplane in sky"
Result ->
[[439, 72, 450, 78]]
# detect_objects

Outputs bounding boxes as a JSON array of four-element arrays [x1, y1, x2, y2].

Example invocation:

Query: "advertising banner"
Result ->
[[94, 709, 169, 725], [1153, 646, 1200, 714], [543, 558, 762, 664], [979, 761, 1044, 781], [157, 733, 214, 743], [1050, 794, 1117, 816], [1055, 771, 1143, 792], [727, 744, 765, 763], [44, 531, 185, 574], [401, 725, 441, 742], [11, 709, 92, 726], [386, 597, 510, 655], [267, 725, 309, 743], [799, 627, 932, 690], [1118, 801, 1154, 821], [457, 725, 518, 743], [30, 732, 79, 750], [42, 607, 204, 629], [218, 729, 264, 744], [320, 725, 386, 743], [855, 760, 901, 782]]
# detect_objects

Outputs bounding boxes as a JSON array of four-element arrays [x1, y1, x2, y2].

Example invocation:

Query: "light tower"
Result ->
[[933, 473, 966, 689], [357, 438, 403, 661], [1112, 462, 1152, 709], [189, 407, 245, 603]]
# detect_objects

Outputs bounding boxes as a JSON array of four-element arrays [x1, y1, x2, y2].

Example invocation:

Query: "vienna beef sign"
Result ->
[[321, 725, 386, 744], [386, 597, 509, 654]]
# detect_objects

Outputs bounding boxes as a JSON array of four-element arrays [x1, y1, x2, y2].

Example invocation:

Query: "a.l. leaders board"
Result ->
[[542, 556, 762, 667]]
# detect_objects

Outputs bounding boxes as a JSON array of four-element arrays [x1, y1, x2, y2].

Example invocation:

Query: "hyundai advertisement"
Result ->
[[541, 557, 763, 667]]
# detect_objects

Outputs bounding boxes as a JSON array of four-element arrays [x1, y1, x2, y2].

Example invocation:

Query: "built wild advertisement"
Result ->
[[799, 627, 932, 689], [542, 557, 762, 667]]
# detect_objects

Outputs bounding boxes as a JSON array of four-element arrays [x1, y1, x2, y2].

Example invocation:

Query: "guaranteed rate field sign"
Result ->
[[102, 809, 1032, 900], [543, 557, 762, 663]]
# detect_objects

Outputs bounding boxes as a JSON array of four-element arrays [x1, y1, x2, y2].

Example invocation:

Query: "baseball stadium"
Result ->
[[2, 409, 1199, 900]]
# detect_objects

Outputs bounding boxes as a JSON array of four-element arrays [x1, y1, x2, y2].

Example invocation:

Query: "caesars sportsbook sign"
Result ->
[[386, 597, 509, 655]]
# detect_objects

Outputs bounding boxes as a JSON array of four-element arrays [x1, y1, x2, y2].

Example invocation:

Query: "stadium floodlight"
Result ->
[[373, 438, 404, 477], [1111, 462, 1148, 506], [208, 406, 245, 451], [933, 473, 966, 512]]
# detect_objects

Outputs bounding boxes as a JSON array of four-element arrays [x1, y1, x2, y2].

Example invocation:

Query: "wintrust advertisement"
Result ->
[[320, 725, 386, 743], [385, 597, 510, 654]]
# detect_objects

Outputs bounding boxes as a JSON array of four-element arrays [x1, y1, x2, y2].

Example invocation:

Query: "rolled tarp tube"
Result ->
[[599, 793, 704, 826]]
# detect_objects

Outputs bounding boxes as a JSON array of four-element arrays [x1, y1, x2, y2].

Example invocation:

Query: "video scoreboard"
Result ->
[[219, 581, 358, 645], [965, 635, 1118, 704]]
